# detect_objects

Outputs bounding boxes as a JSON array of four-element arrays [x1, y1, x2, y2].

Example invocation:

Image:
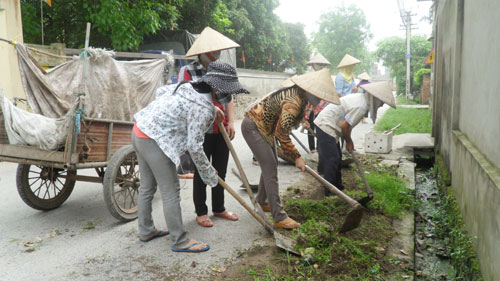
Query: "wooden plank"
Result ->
[[107, 123, 113, 160], [0, 144, 79, 163], [0, 156, 67, 169], [76, 119, 133, 163]]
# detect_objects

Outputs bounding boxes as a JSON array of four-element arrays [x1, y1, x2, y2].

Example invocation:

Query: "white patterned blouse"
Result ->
[[134, 83, 218, 187]]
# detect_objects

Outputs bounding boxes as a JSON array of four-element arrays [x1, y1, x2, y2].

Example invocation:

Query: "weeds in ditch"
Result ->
[[434, 159, 483, 281]]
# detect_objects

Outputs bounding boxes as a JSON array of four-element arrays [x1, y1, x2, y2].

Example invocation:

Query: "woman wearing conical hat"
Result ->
[[242, 69, 339, 229], [303, 53, 332, 153], [335, 54, 361, 97], [179, 27, 244, 228], [313, 81, 396, 196]]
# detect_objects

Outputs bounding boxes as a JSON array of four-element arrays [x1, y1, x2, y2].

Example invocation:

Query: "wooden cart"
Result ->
[[0, 106, 141, 221]]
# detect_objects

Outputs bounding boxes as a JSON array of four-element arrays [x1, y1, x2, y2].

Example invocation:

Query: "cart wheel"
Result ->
[[103, 145, 140, 221], [16, 164, 76, 210]]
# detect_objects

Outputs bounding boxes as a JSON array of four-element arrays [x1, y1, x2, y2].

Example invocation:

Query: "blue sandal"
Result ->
[[171, 242, 210, 253], [139, 229, 169, 242]]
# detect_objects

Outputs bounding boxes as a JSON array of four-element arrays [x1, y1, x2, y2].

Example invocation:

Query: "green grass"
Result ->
[[365, 172, 414, 217], [396, 94, 420, 105], [375, 107, 431, 135]]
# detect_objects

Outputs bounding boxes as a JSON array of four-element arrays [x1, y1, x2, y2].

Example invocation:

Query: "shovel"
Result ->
[[304, 165, 364, 233], [216, 120, 300, 255], [350, 151, 374, 206]]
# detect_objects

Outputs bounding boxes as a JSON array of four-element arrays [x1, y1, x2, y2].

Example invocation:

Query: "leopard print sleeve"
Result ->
[[275, 99, 302, 160]]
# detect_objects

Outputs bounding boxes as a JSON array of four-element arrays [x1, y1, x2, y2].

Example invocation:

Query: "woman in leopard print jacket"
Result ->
[[242, 69, 339, 229]]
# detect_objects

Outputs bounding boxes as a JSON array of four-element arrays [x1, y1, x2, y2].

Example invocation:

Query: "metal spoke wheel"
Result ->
[[103, 145, 140, 221], [16, 164, 76, 210]]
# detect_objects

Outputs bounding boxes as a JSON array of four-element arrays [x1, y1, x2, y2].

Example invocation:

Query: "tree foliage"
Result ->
[[282, 23, 310, 74], [176, 0, 232, 33], [376, 36, 432, 95], [312, 4, 373, 74], [20, 0, 310, 71], [21, 0, 181, 50]]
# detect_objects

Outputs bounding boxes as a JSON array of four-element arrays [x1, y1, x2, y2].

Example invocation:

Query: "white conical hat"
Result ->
[[307, 53, 331, 66], [360, 81, 396, 108], [280, 75, 297, 88], [357, 72, 371, 81], [337, 54, 361, 68], [185, 26, 240, 57], [291, 69, 340, 104]]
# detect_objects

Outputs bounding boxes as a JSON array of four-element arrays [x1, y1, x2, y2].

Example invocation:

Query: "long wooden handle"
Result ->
[[307, 127, 316, 138], [216, 119, 274, 233], [351, 152, 374, 196], [290, 132, 311, 154], [218, 177, 273, 233], [304, 165, 360, 208]]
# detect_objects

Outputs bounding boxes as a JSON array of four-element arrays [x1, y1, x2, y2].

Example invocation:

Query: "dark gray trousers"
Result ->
[[241, 117, 288, 222]]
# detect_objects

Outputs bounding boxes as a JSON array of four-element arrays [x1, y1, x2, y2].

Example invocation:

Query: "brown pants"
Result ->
[[241, 116, 288, 222]]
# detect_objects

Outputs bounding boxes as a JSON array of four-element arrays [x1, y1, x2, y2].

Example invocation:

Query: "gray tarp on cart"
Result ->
[[16, 43, 171, 121]]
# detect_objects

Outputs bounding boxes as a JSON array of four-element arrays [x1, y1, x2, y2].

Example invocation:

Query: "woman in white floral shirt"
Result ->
[[132, 62, 248, 253]]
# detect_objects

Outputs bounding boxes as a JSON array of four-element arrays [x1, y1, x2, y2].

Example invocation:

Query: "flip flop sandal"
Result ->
[[171, 242, 210, 253], [274, 218, 300, 229], [213, 211, 239, 221], [139, 229, 169, 242], [196, 216, 214, 227]]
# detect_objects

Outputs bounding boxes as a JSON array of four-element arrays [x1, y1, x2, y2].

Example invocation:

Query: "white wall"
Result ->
[[0, 0, 25, 100]]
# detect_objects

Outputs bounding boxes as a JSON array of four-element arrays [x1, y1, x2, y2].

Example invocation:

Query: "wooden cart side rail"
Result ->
[[0, 155, 67, 169], [0, 144, 79, 165]]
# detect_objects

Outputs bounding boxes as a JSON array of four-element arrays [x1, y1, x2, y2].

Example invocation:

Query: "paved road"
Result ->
[[0, 106, 387, 280]]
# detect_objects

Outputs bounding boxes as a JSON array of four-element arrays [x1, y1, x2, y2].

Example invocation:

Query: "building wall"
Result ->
[[432, 1, 500, 280], [0, 0, 25, 100]]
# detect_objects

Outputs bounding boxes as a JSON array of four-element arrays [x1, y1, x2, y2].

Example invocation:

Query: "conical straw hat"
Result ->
[[291, 69, 340, 104], [337, 54, 361, 68], [357, 72, 371, 81], [280, 75, 297, 88], [360, 81, 396, 108], [185, 27, 240, 57], [307, 53, 331, 66]]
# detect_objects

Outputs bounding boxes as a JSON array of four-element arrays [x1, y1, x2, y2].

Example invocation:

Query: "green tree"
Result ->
[[21, 0, 181, 50], [282, 23, 310, 74], [312, 4, 373, 73], [177, 0, 232, 33], [376, 35, 431, 95], [224, 0, 295, 71]]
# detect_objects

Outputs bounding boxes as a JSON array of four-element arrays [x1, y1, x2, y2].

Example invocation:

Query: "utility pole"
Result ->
[[405, 11, 411, 101]]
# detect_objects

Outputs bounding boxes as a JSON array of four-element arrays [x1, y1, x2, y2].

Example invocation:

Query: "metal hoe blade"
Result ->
[[338, 205, 364, 233]]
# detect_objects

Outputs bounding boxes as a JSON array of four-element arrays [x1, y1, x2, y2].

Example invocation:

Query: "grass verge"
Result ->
[[224, 156, 413, 280], [375, 107, 431, 135]]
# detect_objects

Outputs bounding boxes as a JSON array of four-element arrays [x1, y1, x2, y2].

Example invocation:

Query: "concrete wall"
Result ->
[[236, 68, 292, 98], [432, 1, 500, 280], [0, 0, 25, 100], [233, 68, 292, 119]]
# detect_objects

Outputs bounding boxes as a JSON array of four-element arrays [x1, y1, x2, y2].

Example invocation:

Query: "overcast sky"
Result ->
[[275, 0, 433, 51]]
